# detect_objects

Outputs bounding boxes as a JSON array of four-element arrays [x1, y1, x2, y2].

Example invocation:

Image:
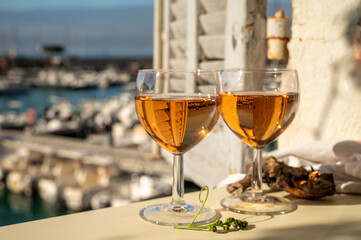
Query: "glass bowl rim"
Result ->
[[221, 68, 297, 73], [138, 69, 221, 74]]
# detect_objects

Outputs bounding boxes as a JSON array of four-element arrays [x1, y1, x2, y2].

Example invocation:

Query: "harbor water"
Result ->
[[0, 188, 76, 227], [0, 84, 136, 227], [0, 85, 132, 115]]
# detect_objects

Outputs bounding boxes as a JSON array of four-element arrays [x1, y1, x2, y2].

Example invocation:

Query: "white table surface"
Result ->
[[1, 188, 361, 240]]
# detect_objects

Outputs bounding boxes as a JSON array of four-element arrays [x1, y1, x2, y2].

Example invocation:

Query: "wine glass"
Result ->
[[135, 69, 222, 225], [220, 68, 299, 215]]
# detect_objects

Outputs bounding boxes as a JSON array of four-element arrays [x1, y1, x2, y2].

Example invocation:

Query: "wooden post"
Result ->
[[186, 0, 199, 70], [185, 0, 199, 93], [161, 0, 170, 94], [162, 0, 171, 70], [224, 0, 266, 174], [225, 0, 266, 68], [153, 0, 162, 69], [150, 0, 168, 160]]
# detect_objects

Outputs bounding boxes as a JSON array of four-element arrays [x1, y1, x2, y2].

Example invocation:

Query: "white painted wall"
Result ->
[[279, 0, 361, 147]]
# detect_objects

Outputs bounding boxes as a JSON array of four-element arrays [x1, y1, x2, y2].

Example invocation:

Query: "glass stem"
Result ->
[[171, 154, 185, 205], [241, 143, 253, 174], [251, 148, 263, 196]]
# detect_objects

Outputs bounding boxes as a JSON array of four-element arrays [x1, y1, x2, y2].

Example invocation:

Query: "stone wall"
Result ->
[[279, 0, 361, 147]]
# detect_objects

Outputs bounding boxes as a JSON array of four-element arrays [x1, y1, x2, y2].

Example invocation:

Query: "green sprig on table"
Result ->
[[174, 186, 248, 233]]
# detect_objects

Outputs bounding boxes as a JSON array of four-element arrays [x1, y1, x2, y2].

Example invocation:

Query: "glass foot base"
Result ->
[[221, 193, 297, 215], [139, 203, 218, 226]]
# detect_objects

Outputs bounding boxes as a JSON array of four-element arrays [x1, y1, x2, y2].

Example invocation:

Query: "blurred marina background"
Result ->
[[0, 0, 291, 226]]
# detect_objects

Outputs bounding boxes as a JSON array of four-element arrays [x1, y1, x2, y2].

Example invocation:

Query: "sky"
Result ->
[[0, 0, 154, 58], [0, 0, 291, 58], [0, 0, 153, 11]]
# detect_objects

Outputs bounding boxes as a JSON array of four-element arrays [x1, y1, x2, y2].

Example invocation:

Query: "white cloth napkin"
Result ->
[[216, 141, 361, 195]]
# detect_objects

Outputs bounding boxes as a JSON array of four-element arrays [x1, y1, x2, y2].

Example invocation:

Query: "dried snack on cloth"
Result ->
[[227, 156, 336, 199], [226, 140, 361, 198], [268, 140, 361, 195]]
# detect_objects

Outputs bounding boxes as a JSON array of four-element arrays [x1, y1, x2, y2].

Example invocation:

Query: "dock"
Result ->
[[0, 130, 171, 176], [0, 130, 172, 211]]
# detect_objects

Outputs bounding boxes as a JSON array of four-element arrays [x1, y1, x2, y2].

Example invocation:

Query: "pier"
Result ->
[[0, 130, 172, 212], [0, 130, 171, 175]]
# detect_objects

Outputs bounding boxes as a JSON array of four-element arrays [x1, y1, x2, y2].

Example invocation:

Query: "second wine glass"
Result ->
[[220, 68, 300, 215], [135, 69, 222, 225]]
